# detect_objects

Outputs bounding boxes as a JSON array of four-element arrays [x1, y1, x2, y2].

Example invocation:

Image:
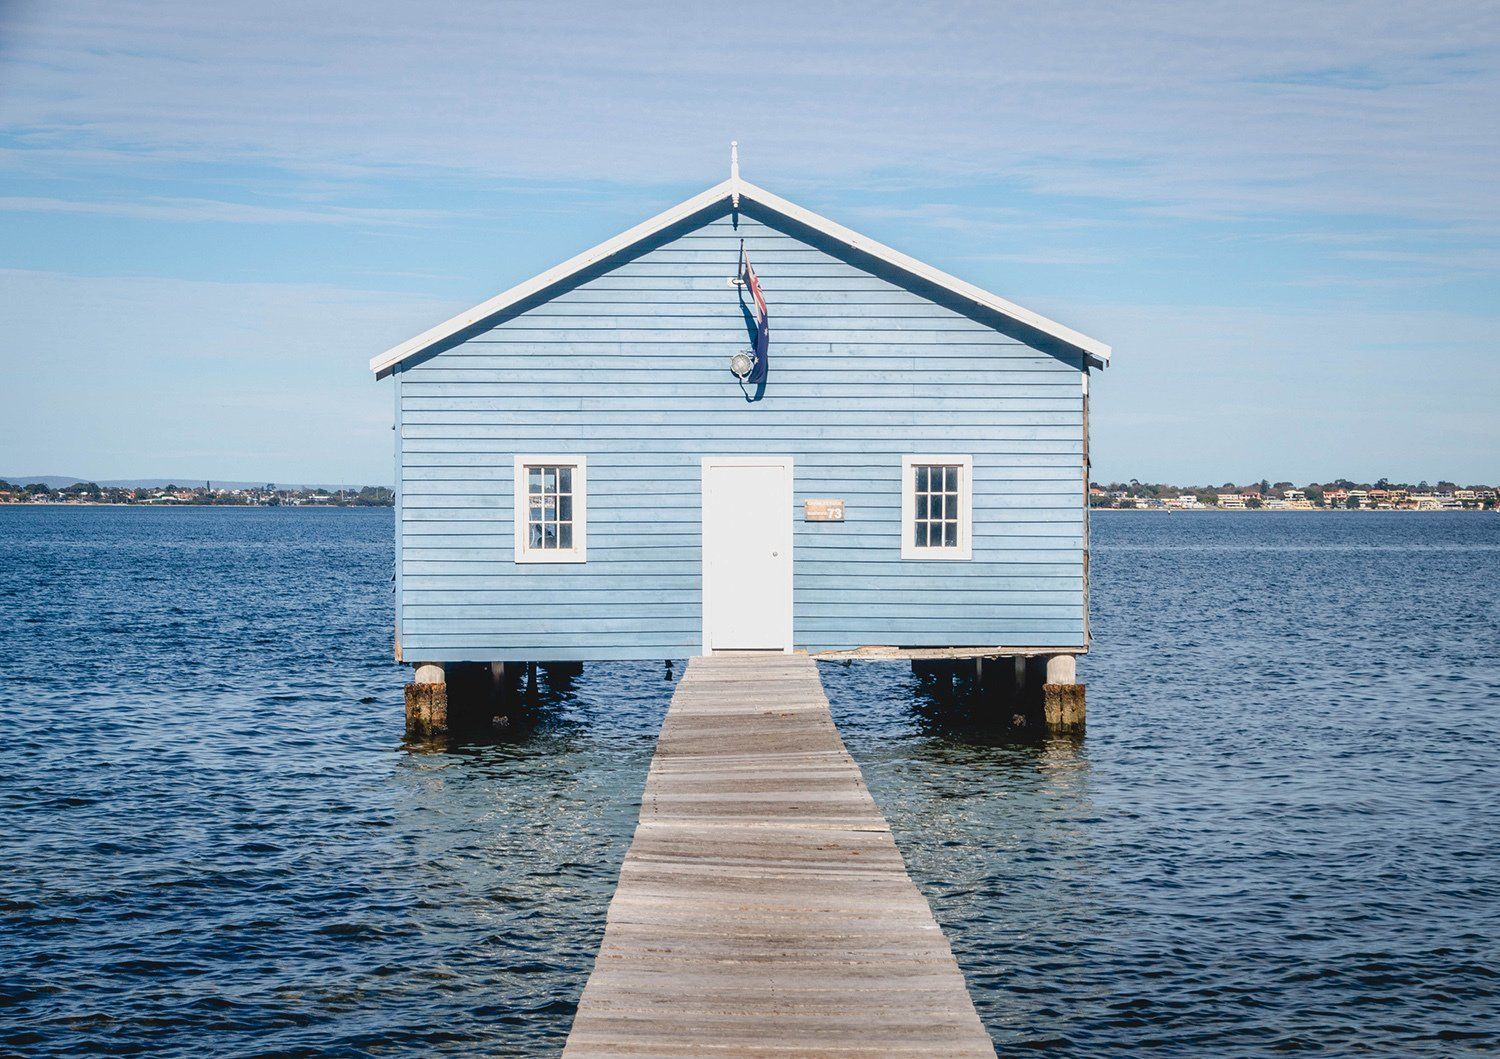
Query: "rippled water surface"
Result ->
[[2, 507, 1496, 1056]]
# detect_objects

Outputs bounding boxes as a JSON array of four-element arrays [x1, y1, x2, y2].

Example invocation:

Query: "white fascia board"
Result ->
[[370, 174, 1111, 376], [369, 179, 736, 375], [736, 180, 1111, 368]]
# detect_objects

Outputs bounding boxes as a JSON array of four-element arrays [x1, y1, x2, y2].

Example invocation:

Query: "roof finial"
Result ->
[[730, 141, 740, 208]]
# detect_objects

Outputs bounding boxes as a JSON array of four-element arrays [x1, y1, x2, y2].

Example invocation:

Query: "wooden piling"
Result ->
[[1042, 654, 1085, 732], [404, 661, 447, 738], [563, 653, 995, 1057]]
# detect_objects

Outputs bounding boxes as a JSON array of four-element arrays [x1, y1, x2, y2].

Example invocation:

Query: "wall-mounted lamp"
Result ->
[[729, 351, 757, 380]]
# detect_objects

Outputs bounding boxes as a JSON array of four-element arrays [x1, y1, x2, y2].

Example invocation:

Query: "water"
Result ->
[[1, 507, 1496, 1056]]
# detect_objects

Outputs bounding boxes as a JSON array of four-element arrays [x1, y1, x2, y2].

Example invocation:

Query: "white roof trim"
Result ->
[[370, 176, 1110, 376]]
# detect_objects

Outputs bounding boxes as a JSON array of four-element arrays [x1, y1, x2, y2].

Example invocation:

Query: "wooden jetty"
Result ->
[[563, 654, 996, 1057]]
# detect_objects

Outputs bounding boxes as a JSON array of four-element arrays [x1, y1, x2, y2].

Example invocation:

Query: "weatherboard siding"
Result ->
[[396, 206, 1085, 661]]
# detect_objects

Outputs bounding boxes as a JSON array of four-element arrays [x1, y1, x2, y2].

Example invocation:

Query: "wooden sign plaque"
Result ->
[[804, 498, 845, 522]]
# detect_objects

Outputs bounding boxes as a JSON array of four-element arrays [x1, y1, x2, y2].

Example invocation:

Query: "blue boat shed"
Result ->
[[372, 158, 1109, 725]]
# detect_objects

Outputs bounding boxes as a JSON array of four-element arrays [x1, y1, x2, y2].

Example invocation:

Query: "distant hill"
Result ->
[[3, 475, 376, 490]]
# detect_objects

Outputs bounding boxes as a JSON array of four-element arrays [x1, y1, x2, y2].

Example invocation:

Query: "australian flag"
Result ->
[[740, 243, 769, 383]]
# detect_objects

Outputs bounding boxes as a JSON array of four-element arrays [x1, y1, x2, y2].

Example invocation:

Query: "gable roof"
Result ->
[[370, 177, 1111, 376]]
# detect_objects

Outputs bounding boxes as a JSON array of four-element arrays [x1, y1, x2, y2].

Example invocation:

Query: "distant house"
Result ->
[[1218, 493, 1246, 509], [370, 168, 1110, 668]]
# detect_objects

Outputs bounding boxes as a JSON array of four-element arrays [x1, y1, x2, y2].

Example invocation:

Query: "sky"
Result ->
[[2, 0, 1497, 486]]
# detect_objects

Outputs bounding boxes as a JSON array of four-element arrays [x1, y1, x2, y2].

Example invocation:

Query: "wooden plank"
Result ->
[[563, 655, 994, 1057]]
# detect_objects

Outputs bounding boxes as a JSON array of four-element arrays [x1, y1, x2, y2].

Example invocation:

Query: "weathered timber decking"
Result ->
[[563, 653, 996, 1057]]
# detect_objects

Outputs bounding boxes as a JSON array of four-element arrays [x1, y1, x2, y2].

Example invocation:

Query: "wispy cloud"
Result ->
[[0, 195, 453, 226], [3, 0, 1497, 225]]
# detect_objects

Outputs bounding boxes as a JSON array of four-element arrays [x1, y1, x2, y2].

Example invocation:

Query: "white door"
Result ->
[[701, 457, 794, 652]]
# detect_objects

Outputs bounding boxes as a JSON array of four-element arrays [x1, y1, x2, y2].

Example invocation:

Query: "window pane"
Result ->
[[915, 465, 928, 491], [945, 466, 958, 491], [914, 522, 928, 547], [915, 495, 928, 519], [943, 521, 958, 547], [934, 494, 947, 520], [521, 461, 583, 556]]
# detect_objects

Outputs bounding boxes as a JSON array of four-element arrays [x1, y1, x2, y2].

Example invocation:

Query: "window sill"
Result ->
[[900, 548, 973, 561], [514, 552, 587, 564]]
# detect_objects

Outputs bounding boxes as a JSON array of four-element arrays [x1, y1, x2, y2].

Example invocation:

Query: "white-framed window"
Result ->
[[513, 456, 587, 563], [901, 455, 973, 560]]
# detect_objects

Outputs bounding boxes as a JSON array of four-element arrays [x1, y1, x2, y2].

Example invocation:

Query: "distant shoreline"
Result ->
[[1093, 506, 1493, 513], [0, 502, 391, 509], [4, 502, 1488, 513]]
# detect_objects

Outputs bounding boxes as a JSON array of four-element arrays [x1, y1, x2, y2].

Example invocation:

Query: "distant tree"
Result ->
[[23, 483, 50, 495], [1246, 497, 1263, 509], [1258, 479, 1270, 495], [1346, 496, 1360, 509], [1304, 484, 1324, 504]]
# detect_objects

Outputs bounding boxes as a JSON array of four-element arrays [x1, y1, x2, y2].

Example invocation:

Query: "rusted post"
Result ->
[[405, 661, 448, 738]]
